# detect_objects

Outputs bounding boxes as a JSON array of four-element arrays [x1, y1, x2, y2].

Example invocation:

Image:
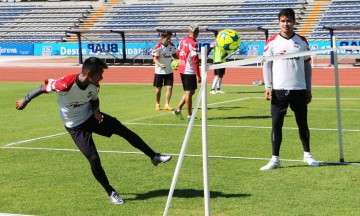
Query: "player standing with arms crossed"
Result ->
[[173, 23, 201, 121], [152, 30, 177, 111], [260, 8, 319, 171], [15, 57, 172, 204]]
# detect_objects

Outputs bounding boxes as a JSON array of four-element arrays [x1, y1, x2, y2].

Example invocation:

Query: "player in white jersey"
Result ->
[[15, 57, 172, 204], [152, 30, 177, 111], [260, 8, 319, 171]]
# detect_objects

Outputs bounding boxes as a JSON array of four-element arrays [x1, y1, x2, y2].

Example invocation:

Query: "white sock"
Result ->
[[271, 156, 279, 162], [217, 77, 223, 90], [304, 152, 312, 158], [211, 76, 220, 90], [165, 104, 169, 107]]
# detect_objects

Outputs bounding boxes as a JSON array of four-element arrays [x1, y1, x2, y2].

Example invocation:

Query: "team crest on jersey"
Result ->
[[293, 42, 300, 48]]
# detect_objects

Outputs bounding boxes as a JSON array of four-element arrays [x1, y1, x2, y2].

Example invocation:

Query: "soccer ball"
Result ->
[[216, 29, 241, 53], [171, 59, 179, 70]]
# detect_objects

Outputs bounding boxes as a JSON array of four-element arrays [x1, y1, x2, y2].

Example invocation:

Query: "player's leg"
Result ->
[[290, 90, 319, 166], [93, 114, 172, 165], [153, 74, 163, 110], [65, 126, 122, 203], [260, 90, 288, 170], [164, 73, 174, 110], [216, 69, 225, 93]]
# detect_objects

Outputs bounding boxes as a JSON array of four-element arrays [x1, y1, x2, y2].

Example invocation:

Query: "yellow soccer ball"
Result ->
[[216, 29, 241, 54], [171, 59, 179, 70]]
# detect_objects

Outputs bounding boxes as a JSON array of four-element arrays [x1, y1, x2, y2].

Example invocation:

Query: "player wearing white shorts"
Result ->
[[260, 8, 320, 171], [16, 57, 172, 204]]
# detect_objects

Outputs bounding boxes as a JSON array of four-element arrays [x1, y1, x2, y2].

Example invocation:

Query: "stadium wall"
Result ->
[[2, 40, 360, 57]]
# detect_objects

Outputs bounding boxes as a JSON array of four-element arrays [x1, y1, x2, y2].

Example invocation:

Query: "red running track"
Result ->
[[0, 66, 359, 87]]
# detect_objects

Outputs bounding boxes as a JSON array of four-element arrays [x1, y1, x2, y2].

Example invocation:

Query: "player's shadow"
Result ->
[[124, 189, 250, 200], [280, 162, 349, 169], [208, 115, 271, 120]]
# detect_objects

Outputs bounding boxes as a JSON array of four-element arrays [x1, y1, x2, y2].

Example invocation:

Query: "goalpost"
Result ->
[[163, 37, 359, 216]]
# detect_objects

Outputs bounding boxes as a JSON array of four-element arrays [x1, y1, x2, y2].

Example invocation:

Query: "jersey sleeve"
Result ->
[[43, 75, 77, 93]]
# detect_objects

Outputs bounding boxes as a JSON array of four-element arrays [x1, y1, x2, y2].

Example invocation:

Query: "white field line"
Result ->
[[2, 146, 360, 166], [3, 96, 360, 148]]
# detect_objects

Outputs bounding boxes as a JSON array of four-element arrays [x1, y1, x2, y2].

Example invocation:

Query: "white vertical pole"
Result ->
[[332, 36, 344, 162], [201, 46, 211, 216], [163, 54, 207, 216]]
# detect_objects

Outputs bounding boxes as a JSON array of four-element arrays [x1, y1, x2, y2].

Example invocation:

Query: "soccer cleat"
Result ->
[[304, 156, 320, 167], [109, 191, 125, 205], [173, 109, 184, 120], [260, 160, 280, 171], [216, 90, 225, 94], [155, 104, 160, 111], [186, 115, 199, 121], [164, 105, 174, 111], [210, 90, 217, 94], [152, 153, 172, 166]]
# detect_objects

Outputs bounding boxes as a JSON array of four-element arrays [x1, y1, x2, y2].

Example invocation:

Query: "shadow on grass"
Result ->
[[125, 188, 251, 200], [208, 115, 271, 120], [281, 162, 351, 169]]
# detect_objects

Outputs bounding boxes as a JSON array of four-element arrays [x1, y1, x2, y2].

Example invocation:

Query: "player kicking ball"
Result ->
[[15, 57, 172, 204]]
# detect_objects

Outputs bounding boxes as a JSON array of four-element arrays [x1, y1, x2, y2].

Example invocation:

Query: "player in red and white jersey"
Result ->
[[16, 57, 172, 204], [173, 23, 201, 121], [152, 30, 177, 111], [261, 8, 319, 171]]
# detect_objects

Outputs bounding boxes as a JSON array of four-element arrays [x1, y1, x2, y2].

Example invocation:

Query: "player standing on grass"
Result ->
[[209, 38, 227, 94], [15, 57, 172, 204], [260, 8, 319, 171], [173, 23, 201, 121], [152, 30, 177, 111]]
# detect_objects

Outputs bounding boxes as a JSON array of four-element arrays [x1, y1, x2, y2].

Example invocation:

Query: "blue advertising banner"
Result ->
[[32, 40, 360, 57], [0, 43, 33, 56]]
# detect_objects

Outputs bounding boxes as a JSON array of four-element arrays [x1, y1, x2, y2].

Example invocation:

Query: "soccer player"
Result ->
[[260, 8, 319, 171], [209, 37, 228, 94], [152, 30, 177, 111], [15, 57, 172, 204], [173, 23, 201, 121]]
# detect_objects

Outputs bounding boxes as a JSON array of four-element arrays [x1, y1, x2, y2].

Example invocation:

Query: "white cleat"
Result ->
[[260, 160, 280, 171]]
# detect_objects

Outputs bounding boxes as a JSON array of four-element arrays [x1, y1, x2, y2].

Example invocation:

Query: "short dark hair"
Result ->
[[278, 8, 296, 21], [82, 57, 108, 75], [161, 31, 173, 38]]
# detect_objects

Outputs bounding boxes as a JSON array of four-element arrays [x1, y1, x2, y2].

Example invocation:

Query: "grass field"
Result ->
[[1, 82, 360, 216]]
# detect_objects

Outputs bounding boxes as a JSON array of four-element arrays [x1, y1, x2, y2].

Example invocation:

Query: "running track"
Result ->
[[0, 66, 359, 86]]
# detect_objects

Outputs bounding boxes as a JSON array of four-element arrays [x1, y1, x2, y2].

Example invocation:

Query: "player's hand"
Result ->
[[93, 110, 104, 124], [306, 91, 312, 104], [159, 63, 166, 68], [16, 98, 27, 110], [197, 76, 202, 83], [264, 88, 272, 100]]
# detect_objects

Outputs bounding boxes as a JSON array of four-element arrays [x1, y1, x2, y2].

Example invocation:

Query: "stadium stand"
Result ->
[[0, 3, 93, 42], [309, 0, 360, 40]]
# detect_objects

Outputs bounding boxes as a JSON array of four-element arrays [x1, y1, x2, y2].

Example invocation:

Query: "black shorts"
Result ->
[[271, 89, 307, 114], [65, 113, 124, 158], [153, 73, 174, 87], [214, 62, 225, 76], [180, 74, 197, 91]]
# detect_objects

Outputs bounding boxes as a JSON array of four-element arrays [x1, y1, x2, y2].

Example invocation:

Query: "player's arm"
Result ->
[[16, 85, 45, 110], [90, 98, 103, 124], [153, 56, 165, 68], [304, 60, 312, 104], [263, 61, 272, 100]]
